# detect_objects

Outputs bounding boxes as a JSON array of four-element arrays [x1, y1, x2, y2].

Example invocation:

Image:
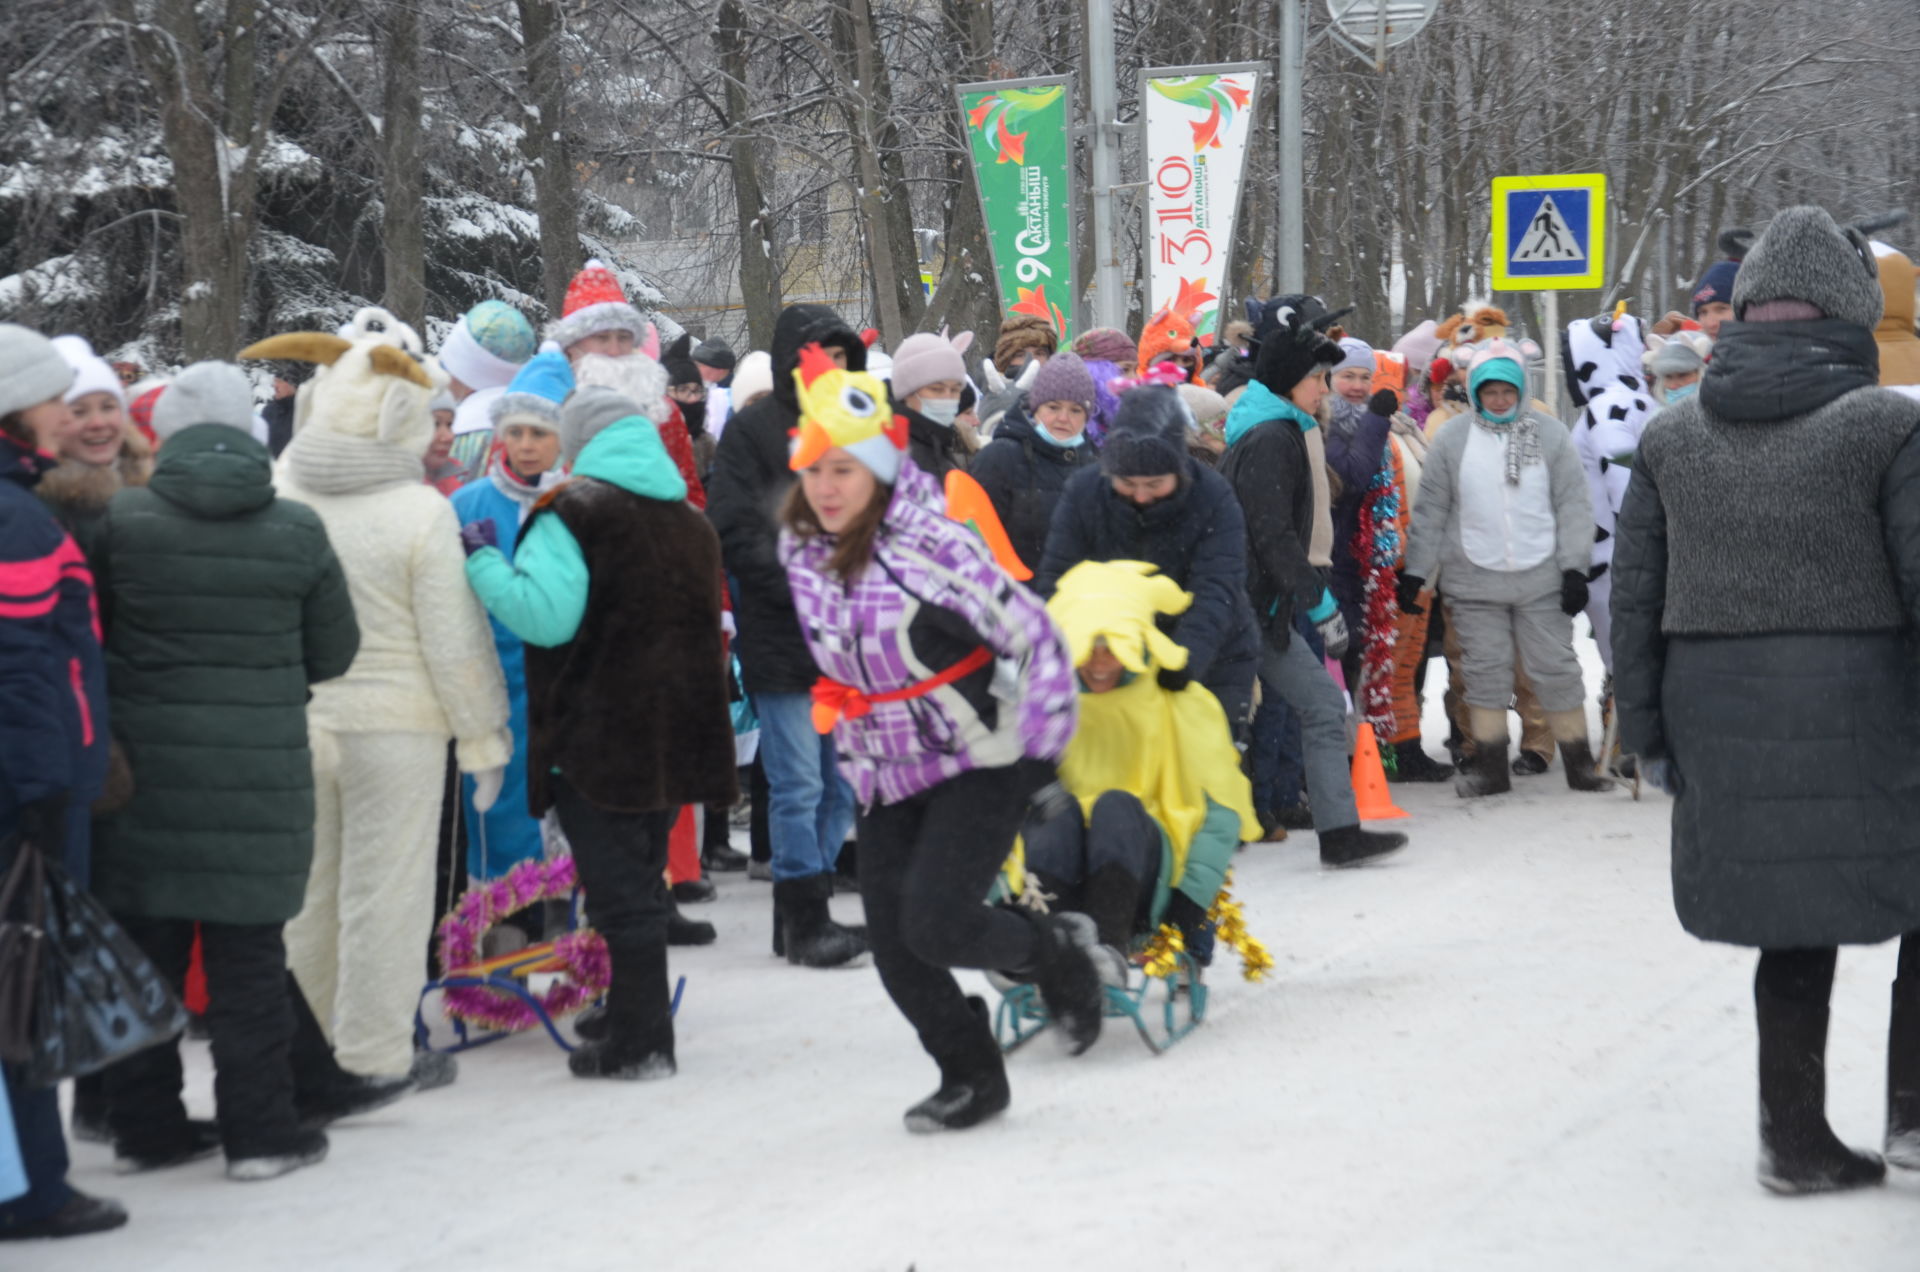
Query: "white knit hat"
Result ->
[[730, 350, 773, 406], [0, 324, 75, 418], [52, 336, 126, 408]]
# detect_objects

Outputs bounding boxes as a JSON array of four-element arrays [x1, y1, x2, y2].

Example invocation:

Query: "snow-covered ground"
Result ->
[[17, 645, 1920, 1271]]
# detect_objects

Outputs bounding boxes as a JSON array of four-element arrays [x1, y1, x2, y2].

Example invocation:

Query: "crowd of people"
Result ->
[[7, 204, 1920, 1239]]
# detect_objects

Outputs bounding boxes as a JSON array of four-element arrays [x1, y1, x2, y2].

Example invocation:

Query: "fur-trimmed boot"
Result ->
[[1455, 709, 1513, 799], [1548, 710, 1616, 793], [903, 996, 1010, 1133]]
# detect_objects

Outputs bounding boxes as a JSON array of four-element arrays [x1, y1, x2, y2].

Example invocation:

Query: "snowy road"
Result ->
[[17, 670, 1920, 1271]]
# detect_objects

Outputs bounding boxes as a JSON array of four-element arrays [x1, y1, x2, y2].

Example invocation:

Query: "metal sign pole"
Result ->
[[1542, 289, 1560, 415]]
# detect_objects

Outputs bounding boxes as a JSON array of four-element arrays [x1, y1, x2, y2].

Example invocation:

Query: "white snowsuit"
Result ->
[[279, 427, 511, 1078], [1564, 315, 1655, 670]]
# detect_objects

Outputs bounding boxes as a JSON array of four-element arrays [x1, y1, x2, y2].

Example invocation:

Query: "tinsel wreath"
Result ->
[[1138, 872, 1274, 983], [1354, 449, 1401, 759], [435, 856, 610, 1033]]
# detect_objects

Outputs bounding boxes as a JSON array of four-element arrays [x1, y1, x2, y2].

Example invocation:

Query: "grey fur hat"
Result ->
[[1733, 207, 1884, 330]]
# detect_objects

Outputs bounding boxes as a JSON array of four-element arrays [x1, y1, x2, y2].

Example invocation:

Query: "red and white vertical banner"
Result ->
[[1139, 64, 1263, 346]]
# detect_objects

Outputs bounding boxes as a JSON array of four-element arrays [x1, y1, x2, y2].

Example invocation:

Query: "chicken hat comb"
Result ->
[[1045, 559, 1194, 677], [788, 341, 909, 484]]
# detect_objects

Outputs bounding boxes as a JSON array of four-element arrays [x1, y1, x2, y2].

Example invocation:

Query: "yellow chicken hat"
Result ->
[[788, 342, 910, 483], [1045, 560, 1193, 675]]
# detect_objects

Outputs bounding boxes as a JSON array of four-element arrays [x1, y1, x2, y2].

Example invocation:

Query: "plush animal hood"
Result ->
[[240, 307, 446, 457], [1565, 309, 1648, 407]]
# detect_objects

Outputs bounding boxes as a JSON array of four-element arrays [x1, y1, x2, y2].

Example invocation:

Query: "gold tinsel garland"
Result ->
[[1136, 872, 1274, 983]]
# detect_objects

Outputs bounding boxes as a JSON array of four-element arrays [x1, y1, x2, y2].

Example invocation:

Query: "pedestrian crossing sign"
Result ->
[[1491, 172, 1607, 290]]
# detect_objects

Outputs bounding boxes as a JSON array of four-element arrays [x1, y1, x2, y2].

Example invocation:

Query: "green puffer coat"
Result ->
[[91, 423, 360, 925]]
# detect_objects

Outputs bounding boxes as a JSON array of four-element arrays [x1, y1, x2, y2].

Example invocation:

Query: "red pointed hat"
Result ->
[[545, 258, 653, 353]]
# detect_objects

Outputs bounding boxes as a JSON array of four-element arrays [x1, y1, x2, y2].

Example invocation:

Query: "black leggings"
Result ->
[[1756, 933, 1920, 1004], [859, 765, 1035, 1065]]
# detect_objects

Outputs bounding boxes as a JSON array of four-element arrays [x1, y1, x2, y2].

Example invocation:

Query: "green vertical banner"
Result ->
[[956, 76, 1075, 344]]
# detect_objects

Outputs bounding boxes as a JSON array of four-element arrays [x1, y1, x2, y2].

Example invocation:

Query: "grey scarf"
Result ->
[[283, 428, 424, 495], [1471, 408, 1541, 486]]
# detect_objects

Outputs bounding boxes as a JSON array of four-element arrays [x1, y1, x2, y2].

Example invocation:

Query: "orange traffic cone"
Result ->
[[1351, 724, 1410, 821]]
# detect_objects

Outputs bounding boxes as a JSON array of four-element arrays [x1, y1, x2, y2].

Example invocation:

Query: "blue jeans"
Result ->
[[754, 692, 856, 882]]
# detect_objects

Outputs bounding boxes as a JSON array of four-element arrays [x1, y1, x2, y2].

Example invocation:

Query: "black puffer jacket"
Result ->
[[968, 401, 1094, 574], [1034, 460, 1258, 691], [706, 304, 867, 695], [1613, 322, 1920, 948], [901, 406, 968, 483]]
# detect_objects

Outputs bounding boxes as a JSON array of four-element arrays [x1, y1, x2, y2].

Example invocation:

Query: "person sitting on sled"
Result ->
[[1011, 559, 1262, 985]]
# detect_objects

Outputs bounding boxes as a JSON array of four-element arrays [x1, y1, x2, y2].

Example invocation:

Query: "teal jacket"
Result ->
[[1149, 797, 1241, 927], [466, 416, 688, 647]]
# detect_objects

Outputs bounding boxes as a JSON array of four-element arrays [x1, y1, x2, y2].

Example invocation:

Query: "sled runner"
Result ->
[[992, 948, 1209, 1057], [415, 945, 686, 1056]]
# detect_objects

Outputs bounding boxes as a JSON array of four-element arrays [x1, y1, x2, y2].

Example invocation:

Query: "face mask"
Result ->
[[919, 397, 960, 427], [1034, 421, 1086, 449], [1664, 381, 1699, 404], [680, 401, 707, 436]]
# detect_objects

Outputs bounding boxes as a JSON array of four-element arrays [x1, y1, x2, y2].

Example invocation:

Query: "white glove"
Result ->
[[471, 766, 506, 814]]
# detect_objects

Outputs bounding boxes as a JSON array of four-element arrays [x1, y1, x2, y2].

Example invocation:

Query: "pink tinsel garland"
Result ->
[[435, 856, 610, 1033]]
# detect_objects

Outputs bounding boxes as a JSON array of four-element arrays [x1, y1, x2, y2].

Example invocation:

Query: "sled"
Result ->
[[992, 950, 1209, 1057], [414, 945, 685, 1056], [1596, 689, 1642, 799]]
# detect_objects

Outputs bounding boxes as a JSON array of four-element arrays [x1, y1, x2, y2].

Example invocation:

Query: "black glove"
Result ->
[[1018, 759, 1076, 822], [1396, 573, 1427, 615], [1368, 389, 1399, 418], [1561, 569, 1590, 617], [1156, 666, 1191, 693], [1317, 609, 1350, 661], [18, 795, 68, 859]]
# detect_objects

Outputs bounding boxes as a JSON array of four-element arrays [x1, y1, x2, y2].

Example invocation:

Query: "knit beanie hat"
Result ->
[[546, 259, 650, 351], [1252, 306, 1343, 398], [491, 344, 572, 433], [1072, 326, 1137, 368], [889, 328, 973, 401], [994, 312, 1059, 376], [731, 350, 773, 406], [52, 336, 126, 408], [0, 324, 75, 419], [1732, 206, 1884, 330], [1100, 385, 1191, 477], [428, 388, 457, 415], [437, 300, 536, 391], [691, 339, 736, 373], [151, 362, 256, 441], [1331, 336, 1375, 376], [1028, 351, 1097, 413], [661, 333, 701, 388], [1175, 383, 1229, 441], [571, 350, 670, 433], [1648, 337, 1707, 377], [1691, 259, 1740, 317]]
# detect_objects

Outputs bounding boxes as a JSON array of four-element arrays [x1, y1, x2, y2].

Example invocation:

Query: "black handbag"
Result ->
[[0, 841, 46, 1065], [0, 835, 187, 1089]]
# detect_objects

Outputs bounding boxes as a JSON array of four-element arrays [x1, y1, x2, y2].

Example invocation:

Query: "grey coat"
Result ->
[[1613, 377, 1920, 948], [1404, 408, 1593, 604]]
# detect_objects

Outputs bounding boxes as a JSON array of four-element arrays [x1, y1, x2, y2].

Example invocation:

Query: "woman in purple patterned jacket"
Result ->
[[777, 343, 1099, 1134]]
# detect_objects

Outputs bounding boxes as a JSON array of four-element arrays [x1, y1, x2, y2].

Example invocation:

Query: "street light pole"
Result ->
[[1086, 0, 1124, 330], [1276, 0, 1305, 294]]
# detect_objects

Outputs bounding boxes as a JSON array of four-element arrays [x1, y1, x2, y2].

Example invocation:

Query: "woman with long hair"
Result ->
[[777, 343, 1097, 1133]]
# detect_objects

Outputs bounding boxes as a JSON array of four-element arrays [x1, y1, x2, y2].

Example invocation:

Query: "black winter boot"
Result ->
[[570, 937, 676, 1081], [772, 875, 867, 968], [113, 1119, 222, 1174], [0, 1190, 127, 1240], [1755, 981, 1886, 1194], [1510, 749, 1551, 776], [1027, 911, 1105, 1055], [289, 976, 415, 1127], [1082, 862, 1144, 951], [667, 906, 716, 946], [1887, 977, 1920, 1168], [1388, 739, 1454, 784], [1317, 825, 1408, 868], [226, 1127, 329, 1182], [1558, 738, 1616, 793], [904, 996, 1011, 1133], [1454, 746, 1513, 799], [69, 1074, 109, 1144]]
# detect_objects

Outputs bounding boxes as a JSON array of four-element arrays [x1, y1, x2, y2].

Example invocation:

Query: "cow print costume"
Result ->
[[1562, 311, 1654, 670]]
